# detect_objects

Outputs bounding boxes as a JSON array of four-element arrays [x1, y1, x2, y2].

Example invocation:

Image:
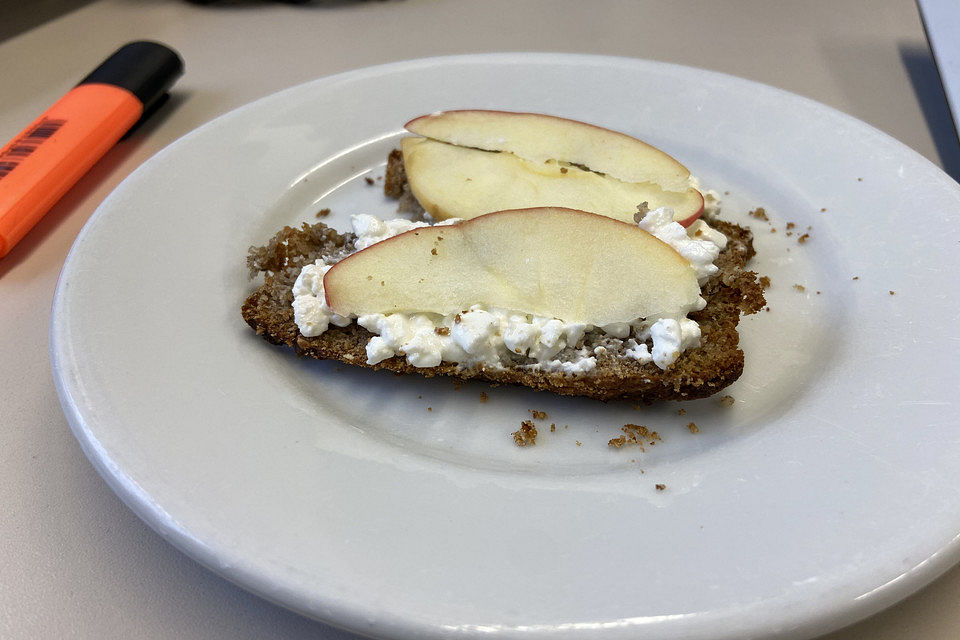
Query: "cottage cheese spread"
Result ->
[[292, 206, 726, 373]]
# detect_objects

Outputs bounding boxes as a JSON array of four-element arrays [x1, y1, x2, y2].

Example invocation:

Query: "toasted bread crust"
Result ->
[[242, 156, 765, 402]]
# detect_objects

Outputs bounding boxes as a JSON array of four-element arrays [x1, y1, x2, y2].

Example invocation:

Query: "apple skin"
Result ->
[[323, 207, 701, 326], [405, 109, 694, 193], [675, 202, 703, 227], [671, 192, 704, 226]]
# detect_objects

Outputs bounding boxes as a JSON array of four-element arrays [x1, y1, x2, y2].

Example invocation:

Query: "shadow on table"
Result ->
[[819, 37, 960, 183], [0, 0, 98, 43], [900, 43, 960, 183]]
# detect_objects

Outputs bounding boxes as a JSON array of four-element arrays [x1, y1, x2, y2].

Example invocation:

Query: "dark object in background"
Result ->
[[187, 1, 316, 4], [186, 0, 385, 4]]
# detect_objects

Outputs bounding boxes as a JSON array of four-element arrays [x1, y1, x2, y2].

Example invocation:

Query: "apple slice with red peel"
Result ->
[[406, 110, 691, 191], [403, 109, 704, 226], [324, 207, 700, 326], [402, 137, 704, 227]]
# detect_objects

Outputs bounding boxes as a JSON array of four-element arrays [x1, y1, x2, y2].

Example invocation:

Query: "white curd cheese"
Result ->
[[623, 339, 653, 365], [351, 214, 460, 250], [648, 317, 702, 369], [638, 206, 726, 283], [540, 354, 598, 375], [291, 262, 351, 337], [357, 305, 593, 372], [292, 208, 726, 373]]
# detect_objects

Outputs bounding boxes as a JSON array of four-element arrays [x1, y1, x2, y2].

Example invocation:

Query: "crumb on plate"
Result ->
[[512, 420, 537, 446]]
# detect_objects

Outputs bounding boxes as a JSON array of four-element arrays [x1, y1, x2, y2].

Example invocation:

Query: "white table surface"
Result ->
[[2, 1, 959, 638]]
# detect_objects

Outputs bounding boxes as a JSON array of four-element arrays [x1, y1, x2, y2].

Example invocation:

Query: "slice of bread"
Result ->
[[241, 154, 765, 402]]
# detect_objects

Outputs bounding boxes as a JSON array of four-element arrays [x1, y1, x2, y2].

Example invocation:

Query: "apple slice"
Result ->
[[406, 110, 692, 191], [324, 207, 700, 326], [402, 137, 703, 226], [403, 110, 704, 226]]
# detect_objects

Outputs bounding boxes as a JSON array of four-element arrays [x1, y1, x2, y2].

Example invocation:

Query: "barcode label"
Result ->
[[0, 117, 66, 181]]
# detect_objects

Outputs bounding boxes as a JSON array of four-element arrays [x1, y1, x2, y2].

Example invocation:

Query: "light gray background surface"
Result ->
[[2, 1, 958, 638]]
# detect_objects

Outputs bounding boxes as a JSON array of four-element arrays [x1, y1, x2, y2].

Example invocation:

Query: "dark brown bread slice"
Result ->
[[384, 148, 423, 213], [241, 211, 765, 403]]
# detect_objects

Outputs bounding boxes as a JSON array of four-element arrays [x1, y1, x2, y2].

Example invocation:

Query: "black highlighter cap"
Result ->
[[78, 41, 184, 112]]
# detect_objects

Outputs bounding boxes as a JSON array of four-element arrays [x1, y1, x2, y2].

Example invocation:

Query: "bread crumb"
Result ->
[[858, 177, 863, 182], [624, 424, 660, 441], [719, 395, 735, 407], [550, 423, 556, 432], [435, 327, 450, 336], [417, 395, 422, 399], [793, 284, 806, 292], [677, 408, 686, 416], [853, 276, 859, 280], [770, 228, 777, 233], [512, 420, 537, 446], [786, 222, 795, 230], [748, 207, 769, 222], [655, 483, 666, 491], [608, 435, 626, 448], [431, 248, 437, 255], [479, 392, 488, 402], [633, 202, 651, 222], [315, 207, 331, 218], [759, 276, 771, 289], [427, 407, 432, 412], [797, 233, 810, 244], [820, 207, 827, 212], [575, 440, 582, 447], [364, 176, 374, 185], [560, 167, 568, 174], [564, 425, 569, 430], [610, 424, 663, 452], [530, 409, 547, 420], [889, 290, 895, 295], [687, 421, 700, 434]]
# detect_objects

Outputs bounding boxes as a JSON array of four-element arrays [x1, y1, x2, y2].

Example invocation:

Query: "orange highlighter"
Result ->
[[0, 41, 183, 258]]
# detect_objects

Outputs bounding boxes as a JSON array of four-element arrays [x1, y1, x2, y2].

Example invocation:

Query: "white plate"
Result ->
[[51, 54, 960, 640]]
